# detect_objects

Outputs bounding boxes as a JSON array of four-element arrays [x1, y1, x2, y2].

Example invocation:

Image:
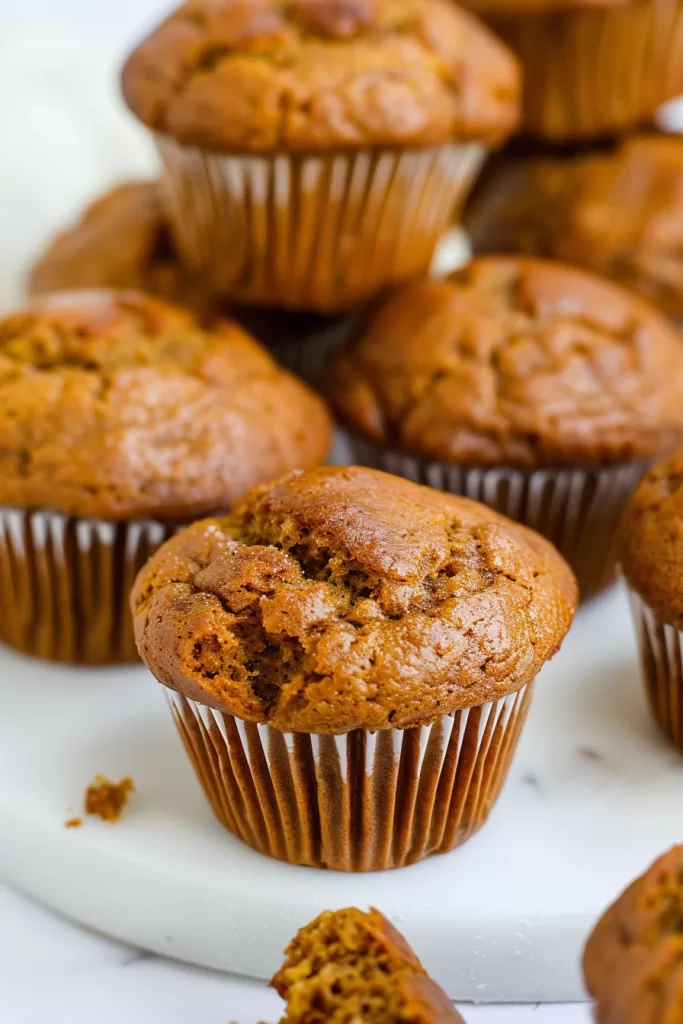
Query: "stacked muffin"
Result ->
[[28, 0, 520, 385], [459, 1, 683, 325]]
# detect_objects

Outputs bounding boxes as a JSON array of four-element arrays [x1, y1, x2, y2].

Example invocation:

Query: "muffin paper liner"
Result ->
[[0, 508, 169, 664], [168, 683, 531, 872], [491, 0, 683, 140], [628, 589, 683, 750], [155, 138, 485, 312], [347, 438, 649, 600]]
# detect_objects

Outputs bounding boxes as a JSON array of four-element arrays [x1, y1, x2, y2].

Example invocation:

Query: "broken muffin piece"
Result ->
[[271, 907, 465, 1024]]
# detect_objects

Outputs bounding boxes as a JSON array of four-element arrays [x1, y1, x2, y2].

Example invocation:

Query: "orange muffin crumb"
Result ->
[[65, 817, 82, 829], [85, 776, 135, 823]]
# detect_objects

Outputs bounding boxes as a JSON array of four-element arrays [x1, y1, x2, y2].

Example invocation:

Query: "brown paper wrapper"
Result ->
[[489, 1, 683, 140], [347, 437, 649, 600], [628, 589, 683, 750], [155, 139, 485, 312], [0, 508, 170, 664], [168, 683, 532, 872]]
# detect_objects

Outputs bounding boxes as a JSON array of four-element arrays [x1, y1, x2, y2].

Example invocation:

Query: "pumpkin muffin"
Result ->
[[621, 450, 683, 749], [28, 181, 214, 318], [28, 181, 356, 388], [459, 0, 683, 141], [584, 845, 683, 1024], [121, 0, 520, 312], [272, 907, 466, 1024], [0, 288, 331, 664], [131, 465, 577, 870], [466, 135, 683, 322], [328, 256, 683, 599]]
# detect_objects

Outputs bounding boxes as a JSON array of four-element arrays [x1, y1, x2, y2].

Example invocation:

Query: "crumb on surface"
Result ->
[[65, 817, 82, 829], [85, 776, 135, 823]]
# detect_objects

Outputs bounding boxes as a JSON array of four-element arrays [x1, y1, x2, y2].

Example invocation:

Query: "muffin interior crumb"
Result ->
[[85, 776, 135, 823], [272, 909, 422, 1024]]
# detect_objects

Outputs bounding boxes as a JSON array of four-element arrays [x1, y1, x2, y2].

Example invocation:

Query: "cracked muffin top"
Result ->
[[28, 181, 215, 321], [131, 465, 577, 733], [121, 0, 520, 152], [466, 136, 683, 321], [328, 256, 683, 467], [0, 289, 331, 521], [621, 451, 683, 628], [584, 846, 683, 1024]]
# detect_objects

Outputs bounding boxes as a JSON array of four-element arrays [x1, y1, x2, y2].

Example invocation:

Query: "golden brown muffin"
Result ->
[[621, 451, 683, 632], [0, 288, 331, 665], [459, 0, 683, 141], [120, 0, 520, 312], [0, 289, 331, 521], [328, 256, 683, 597], [28, 181, 214, 318], [584, 846, 683, 1024], [132, 464, 577, 733], [329, 257, 683, 467], [122, 0, 520, 153], [466, 136, 683, 321], [620, 451, 683, 748], [132, 466, 576, 867], [271, 907, 466, 1024]]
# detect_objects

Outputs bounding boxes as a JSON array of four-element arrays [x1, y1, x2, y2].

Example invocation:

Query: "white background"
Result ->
[[0, 3, 593, 1022], [0, 1, 171, 46]]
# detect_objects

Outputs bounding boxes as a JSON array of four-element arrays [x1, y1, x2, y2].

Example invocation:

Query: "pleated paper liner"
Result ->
[[628, 589, 683, 751], [0, 508, 170, 664], [488, 0, 683, 140], [347, 437, 649, 600], [169, 683, 532, 872], [155, 138, 485, 312]]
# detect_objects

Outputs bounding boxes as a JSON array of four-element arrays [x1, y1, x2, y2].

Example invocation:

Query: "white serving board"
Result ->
[[1, 582, 680, 1003]]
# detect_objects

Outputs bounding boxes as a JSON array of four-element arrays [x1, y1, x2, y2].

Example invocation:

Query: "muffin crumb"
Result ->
[[271, 907, 465, 1024], [65, 817, 82, 829], [85, 776, 135, 823]]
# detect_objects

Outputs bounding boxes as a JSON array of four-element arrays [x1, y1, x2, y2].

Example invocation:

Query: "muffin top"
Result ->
[[272, 907, 466, 1024], [29, 182, 215, 322], [131, 465, 577, 733], [620, 451, 683, 627], [121, 0, 520, 152], [0, 289, 331, 521], [584, 846, 683, 1024], [466, 136, 683, 320], [328, 256, 683, 467]]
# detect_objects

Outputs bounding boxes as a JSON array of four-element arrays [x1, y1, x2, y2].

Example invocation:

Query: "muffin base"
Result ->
[[0, 508, 169, 664], [168, 684, 532, 872], [347, 438, 649, 600], [156, 139, 485, 312], [489, 0, 683, 140], [628, 589, 683, 750]]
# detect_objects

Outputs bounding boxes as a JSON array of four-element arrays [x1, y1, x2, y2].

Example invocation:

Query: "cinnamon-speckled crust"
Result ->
[[131, 465, 577, 733], [584, 846, 683, 1024], [121, 0, 520, 152], [466, 137, 683, 321], [620, 452, 683, 629], [28, 182, 216, 321], [0, 289, 331, 521], [328, 257, 683, 467]]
